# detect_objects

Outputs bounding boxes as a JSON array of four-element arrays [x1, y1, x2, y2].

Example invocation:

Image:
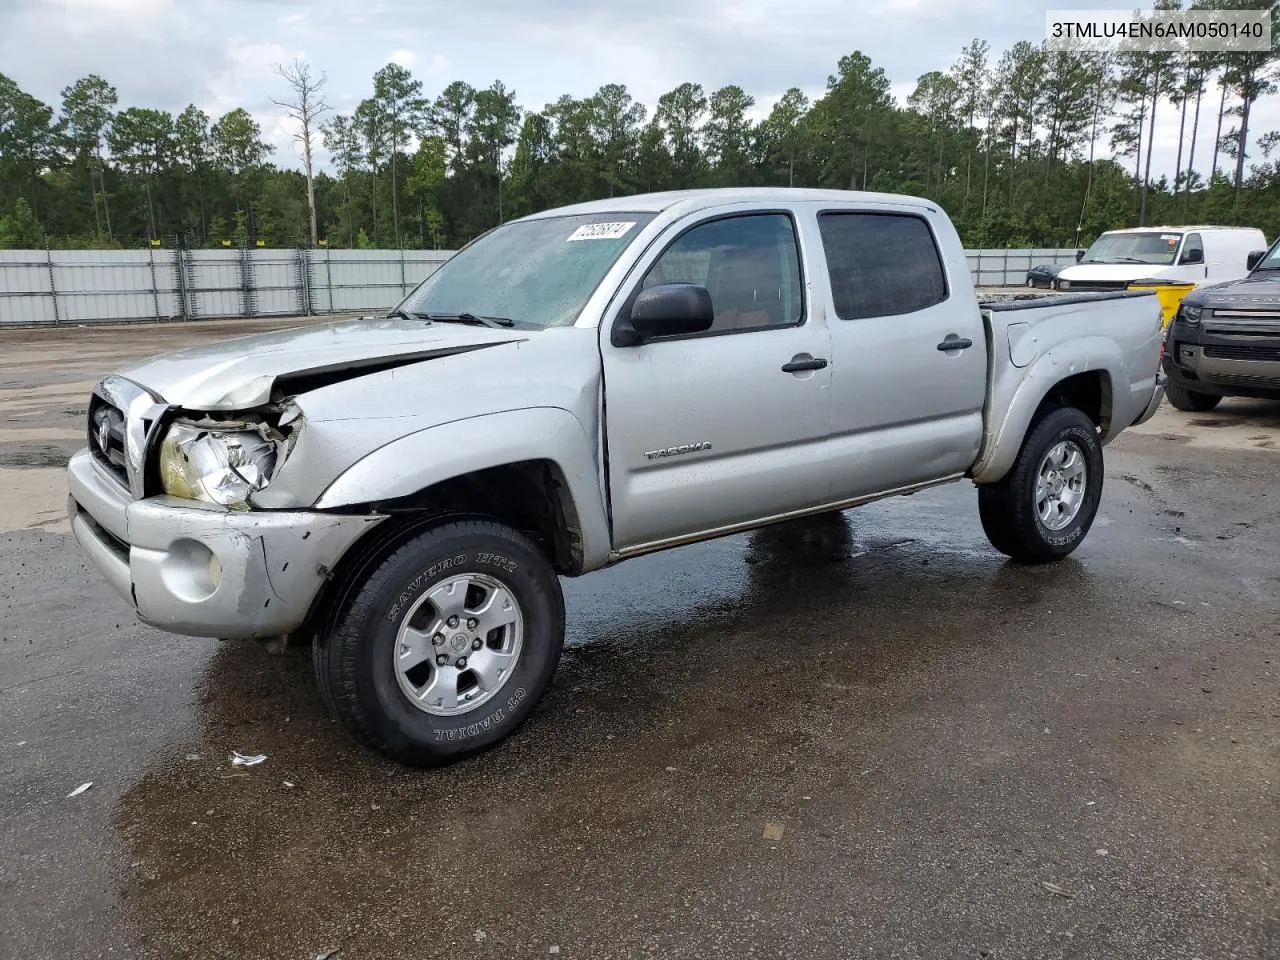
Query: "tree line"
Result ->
[[1, 0, 1278, 252]]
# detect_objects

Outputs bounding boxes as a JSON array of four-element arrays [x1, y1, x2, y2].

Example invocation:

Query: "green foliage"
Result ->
[[3, 17, 1280, 251], [0, 197, 45, 248]]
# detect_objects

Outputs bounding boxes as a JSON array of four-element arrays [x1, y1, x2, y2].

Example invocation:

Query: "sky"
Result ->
[[2, 0, 1277, 182]]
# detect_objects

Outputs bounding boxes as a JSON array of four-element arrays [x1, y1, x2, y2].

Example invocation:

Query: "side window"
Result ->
[[818, 213, 947, 320], [1182, 233, 1204, 264], [639, 214, 804, 333]]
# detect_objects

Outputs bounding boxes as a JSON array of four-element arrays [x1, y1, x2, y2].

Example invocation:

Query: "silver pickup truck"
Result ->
[[66, 188, 1166, 765]]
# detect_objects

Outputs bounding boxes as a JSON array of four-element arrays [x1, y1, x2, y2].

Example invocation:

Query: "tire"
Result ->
[[1026, 278, 1035, 288], [977, 406, 1104, 564], [1165, 380, 1222, 412], [313, 518, 565, 766]]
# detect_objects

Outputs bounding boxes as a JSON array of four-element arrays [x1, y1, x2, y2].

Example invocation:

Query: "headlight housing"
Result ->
[[1178, 302, 1203, 324], [159, 422, 281, 508]]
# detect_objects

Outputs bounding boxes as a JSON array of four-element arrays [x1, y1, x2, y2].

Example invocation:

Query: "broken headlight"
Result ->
[[158, 422, 281, 508]]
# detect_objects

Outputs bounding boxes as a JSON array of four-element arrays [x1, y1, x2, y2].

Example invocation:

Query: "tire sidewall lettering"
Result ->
[[367, 536, 555, 756], [1033, 419, 1102, 548], [383, 550, 523, 624]]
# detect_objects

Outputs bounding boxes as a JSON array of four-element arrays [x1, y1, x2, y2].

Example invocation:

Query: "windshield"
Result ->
[[394, 213, 656, 328], [1080, 231, 1183, 266], [1253, 237, 1280, 271]]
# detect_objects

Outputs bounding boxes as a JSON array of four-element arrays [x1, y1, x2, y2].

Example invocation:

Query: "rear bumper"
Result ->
[[66, 448, 383, 639], [1132, 371, 1166, 426]]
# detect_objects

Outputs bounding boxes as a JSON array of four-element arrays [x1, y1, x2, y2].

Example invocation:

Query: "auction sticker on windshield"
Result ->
[[567, 221, 636, 241]]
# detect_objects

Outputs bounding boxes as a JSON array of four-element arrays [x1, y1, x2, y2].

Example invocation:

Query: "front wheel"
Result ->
[[977, 406, 1104, 564], [1165, 380, 1222, 412], [314, 518, 565, 766]]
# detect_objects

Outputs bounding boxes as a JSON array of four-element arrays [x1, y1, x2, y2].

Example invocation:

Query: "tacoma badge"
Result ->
[[643, 442, 713, 460]]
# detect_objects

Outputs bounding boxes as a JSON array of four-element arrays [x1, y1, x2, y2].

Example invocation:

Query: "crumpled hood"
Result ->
[[1184, 273, 1280, 309], [115, 316, 527, 410]]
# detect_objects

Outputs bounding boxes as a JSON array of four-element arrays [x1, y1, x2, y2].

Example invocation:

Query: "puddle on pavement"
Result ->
[[0, 443, 72, 467], [106, 488, 1122, 959]]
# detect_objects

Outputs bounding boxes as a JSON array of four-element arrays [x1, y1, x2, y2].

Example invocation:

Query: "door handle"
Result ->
[[781, 355, 828, 373], [937, 337, 974, 351]]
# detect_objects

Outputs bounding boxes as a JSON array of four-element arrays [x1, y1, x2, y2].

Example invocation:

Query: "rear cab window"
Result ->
[[817, 212, 949, 320]]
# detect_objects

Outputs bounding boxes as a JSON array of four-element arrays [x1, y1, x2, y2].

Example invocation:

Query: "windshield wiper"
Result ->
[[425, 312, 515, 328], [1110, 256, 1148, 264], [386, 308, 429, 322]]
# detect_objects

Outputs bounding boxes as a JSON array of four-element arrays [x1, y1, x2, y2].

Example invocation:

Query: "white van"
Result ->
[[1056, 225, 1267, 291]]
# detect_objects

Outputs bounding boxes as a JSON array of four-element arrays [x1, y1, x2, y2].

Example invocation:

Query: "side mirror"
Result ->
[[1180, 247, 1204, 265], [1075, 249, 1085, 263], [1247, 249, 1266, 270], [615, 283, 714, 346]]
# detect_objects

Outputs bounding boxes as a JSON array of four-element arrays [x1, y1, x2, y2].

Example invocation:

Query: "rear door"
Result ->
[[600, 208, 833, 551], [816, 206, 988, 502]]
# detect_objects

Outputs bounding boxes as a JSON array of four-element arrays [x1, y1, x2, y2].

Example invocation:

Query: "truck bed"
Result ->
[[969, 286, 1164, 485], [978, 289, 1155, 311]]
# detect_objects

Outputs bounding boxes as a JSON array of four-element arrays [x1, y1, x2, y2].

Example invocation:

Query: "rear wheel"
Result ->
[[978, 406, 1103, 564], [313, 518, 565, 766], [1165, 380, 1222, 412]]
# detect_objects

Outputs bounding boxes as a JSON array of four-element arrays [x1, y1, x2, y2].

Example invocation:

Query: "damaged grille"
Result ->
[[88, 396, 129, 489]]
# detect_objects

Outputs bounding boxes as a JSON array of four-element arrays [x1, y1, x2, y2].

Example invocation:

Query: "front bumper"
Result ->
[[67, 448, 383, 639], [1164, 319, 1280, 398]]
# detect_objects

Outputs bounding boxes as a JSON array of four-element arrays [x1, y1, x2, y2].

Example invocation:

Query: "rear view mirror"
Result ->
[[615, 283, 714, 346], [1075, 249, 1085, 263], [1180, 248, 1204, 265], [1247, 249, 1266, 270]]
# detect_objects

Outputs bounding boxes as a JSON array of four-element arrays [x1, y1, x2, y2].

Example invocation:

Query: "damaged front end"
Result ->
[[69, 383, 384, 640], [156, 401, 303, 510]]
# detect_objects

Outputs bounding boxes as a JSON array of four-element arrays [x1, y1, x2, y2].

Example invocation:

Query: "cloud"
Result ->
[[46, 0, 173, 22], [0, 0, 1266, 182]]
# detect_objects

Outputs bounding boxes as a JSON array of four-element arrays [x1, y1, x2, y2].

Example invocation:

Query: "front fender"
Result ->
[[972, 336, 1127, 485], [313, 407, 611, 571]]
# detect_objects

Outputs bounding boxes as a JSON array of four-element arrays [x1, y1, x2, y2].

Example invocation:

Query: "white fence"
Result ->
[[0, 248, 452, 327], [0, 245, 1079, 327], [968, 248, 1080, 287]]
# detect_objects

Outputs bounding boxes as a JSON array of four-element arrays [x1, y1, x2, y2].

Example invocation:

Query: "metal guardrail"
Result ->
[[0, 246, 1078, 327]]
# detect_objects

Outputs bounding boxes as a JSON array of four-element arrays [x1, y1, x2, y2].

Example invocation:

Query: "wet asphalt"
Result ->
[[2, 318, 1279, 960]]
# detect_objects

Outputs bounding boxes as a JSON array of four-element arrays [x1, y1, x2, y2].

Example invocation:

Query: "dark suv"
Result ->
[[1162, 244, 1280, 411]]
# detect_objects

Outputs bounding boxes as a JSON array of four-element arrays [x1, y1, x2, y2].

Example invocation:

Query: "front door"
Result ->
[[1175, 231, 1207, 283], [600, 210, 832, 551]]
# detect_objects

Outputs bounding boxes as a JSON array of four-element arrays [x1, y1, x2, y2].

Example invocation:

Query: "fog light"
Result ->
[[159, 538, 221, 602]]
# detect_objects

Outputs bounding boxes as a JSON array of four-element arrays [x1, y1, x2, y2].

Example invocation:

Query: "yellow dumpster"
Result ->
[[1125, 278, 1197, 328]]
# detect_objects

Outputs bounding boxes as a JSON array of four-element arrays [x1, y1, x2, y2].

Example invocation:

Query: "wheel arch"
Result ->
[[313, 408, 610, 571], [291, 458, 583, 651], [974, 354, 1117, 485]]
